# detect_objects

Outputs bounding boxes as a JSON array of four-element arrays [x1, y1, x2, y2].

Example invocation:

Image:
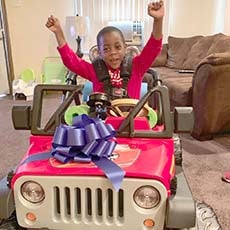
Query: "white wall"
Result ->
[[224, 0, 230, 35], [5, 0, 75, 81], [168, 0, 226, 37]]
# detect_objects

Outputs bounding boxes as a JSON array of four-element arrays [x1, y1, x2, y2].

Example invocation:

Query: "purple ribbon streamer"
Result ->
[[51, 114, 125, 191]]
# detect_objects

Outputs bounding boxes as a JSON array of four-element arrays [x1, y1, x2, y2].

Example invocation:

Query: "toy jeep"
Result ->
[[0, 82, 197, 230]]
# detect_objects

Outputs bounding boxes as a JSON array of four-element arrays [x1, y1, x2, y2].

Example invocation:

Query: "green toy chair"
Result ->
[[21, 68, 36, 83]]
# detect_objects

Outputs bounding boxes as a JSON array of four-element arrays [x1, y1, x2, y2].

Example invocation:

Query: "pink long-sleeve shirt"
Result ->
[[58, 35, 162, 99]]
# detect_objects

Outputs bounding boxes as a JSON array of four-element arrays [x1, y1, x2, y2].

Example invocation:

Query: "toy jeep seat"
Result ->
[[82, 80, 148, 102]]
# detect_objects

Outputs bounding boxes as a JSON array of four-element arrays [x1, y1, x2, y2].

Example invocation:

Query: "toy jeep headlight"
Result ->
[[133, 186, 161, 209], [21, 181, 45, 203]]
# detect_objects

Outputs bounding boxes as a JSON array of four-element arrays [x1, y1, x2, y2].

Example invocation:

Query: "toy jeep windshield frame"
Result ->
[[12, 83, 193, 137]]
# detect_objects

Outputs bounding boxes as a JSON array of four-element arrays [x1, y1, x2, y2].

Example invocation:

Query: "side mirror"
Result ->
[[12, 106, 32, 130], [173, 107, 194, 133]]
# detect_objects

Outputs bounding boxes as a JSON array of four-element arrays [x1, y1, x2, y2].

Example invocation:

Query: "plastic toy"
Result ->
[[0, 80, 199, 230]]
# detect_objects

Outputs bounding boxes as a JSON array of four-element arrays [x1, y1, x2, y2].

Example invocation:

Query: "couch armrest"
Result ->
[[196, 52, 230, 67], [191, 53, 230, 140]]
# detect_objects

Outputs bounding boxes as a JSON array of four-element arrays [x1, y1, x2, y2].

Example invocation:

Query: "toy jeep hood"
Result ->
[[12, 134, 174, 192]]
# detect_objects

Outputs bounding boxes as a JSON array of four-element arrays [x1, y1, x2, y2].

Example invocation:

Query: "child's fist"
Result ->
[[148, 1, 164, 19]]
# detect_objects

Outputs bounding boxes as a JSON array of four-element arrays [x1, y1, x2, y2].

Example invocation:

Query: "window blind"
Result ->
[[74, 0, 169, 52]]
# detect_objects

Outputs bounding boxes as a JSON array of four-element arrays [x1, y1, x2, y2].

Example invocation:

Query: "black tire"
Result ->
[[0, 212, 25, 230], [170, 176, 177, 195], [173, 134, 183, 166]]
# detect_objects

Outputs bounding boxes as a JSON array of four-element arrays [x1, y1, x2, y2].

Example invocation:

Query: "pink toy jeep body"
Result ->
[[12, 118, 174, 229], [1, 84, 195, 230]]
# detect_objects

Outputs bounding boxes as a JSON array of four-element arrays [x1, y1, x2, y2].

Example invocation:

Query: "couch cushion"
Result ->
[[182, 33, 223, 70], [151, 43, 168, 67], [207, 34, 230, 55], [152, 67, 193, 107], [166, 36, 203, 69]]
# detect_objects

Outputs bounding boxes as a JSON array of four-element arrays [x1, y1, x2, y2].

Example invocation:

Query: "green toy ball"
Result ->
[[147, 108, 158, 128], [64, 104, 90, 125]]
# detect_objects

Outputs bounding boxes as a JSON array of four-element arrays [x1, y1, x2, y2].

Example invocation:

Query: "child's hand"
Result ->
[[45, 15, 62, 33], [46, 15, 66, 47], [148, 1, 164, 20]]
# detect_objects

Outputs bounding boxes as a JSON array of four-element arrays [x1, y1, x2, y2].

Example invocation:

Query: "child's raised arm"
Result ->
[[46, 15, 66, 48], [148, 0, 164, 40]]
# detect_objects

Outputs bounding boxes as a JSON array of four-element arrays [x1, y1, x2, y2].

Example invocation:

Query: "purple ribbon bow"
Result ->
[[51, 114, 125, 191]]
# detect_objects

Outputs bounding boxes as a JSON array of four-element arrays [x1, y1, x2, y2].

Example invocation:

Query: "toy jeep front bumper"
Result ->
[[166, 166, 196, 229], [13, 172, 195, 230]]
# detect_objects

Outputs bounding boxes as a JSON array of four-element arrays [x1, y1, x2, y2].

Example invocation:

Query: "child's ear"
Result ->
[[124, 43, 128, 53], [124, 43, 128, 52], [97, 46, 103, 57], [98, 48, 102, 56]]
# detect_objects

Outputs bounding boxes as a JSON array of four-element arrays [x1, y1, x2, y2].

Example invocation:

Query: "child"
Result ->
[[46, 1, 164, 100]]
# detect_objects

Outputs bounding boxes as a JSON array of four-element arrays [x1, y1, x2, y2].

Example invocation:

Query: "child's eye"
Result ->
[[103, 47, 110, 53], [115, 45, 122, 50]]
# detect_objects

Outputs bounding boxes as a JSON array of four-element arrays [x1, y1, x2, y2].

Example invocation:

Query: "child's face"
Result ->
[[98, 31, 126, 69]]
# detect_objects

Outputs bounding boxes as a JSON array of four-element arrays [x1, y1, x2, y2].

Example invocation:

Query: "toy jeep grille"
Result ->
[[14, 175, 167, 229], [53, 186, 124, 222]]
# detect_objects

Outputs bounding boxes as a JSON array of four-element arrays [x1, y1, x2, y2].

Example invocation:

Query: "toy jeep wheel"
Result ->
[[0, 212, 25, 230], [173, 134, 182, 166]]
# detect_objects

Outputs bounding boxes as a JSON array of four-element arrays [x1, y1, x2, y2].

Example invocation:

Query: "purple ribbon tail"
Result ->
[[93, 157, 125, 192]]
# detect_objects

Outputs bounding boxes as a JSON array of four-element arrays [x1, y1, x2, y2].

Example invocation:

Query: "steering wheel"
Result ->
[[109, 98, 150, 117]]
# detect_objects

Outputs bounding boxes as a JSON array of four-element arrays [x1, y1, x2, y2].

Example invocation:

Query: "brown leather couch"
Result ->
[[147, 33, 230, 140]]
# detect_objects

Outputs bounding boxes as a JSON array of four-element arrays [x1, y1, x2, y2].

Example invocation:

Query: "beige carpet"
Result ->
[[0, 96, 230, 229], [181, 133, 230, 230]]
